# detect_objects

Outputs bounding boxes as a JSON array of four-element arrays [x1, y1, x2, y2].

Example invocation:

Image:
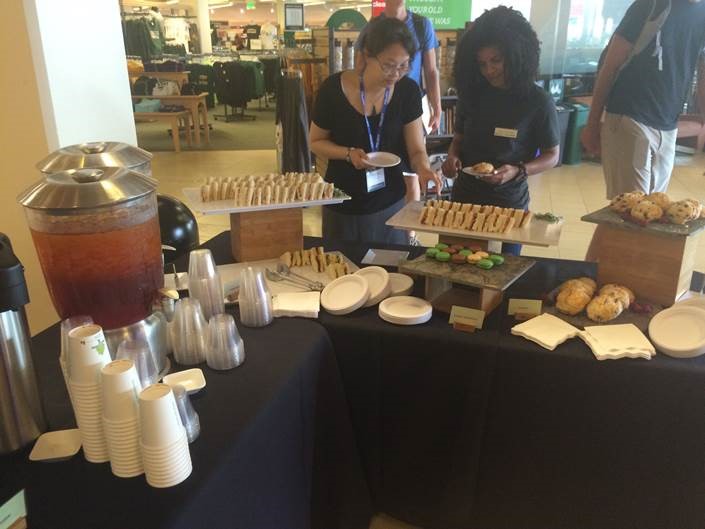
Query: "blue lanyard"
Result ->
[[359, 77, 390, 153]]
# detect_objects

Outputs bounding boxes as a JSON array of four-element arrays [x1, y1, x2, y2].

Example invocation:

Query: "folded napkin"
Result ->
[[579, 324, 655, 361], [511, 313, 581, 351], [273, 292, 321, 319]]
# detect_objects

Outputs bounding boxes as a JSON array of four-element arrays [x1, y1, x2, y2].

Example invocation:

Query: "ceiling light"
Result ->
[[209, 1, 233, 8], [270, 7, 274, 12], [165, 0, 179, 4], [240, 7, 244, 13]]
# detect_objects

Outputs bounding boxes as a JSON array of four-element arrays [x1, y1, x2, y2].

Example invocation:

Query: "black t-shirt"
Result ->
[[313, 73, 422, 214], [607, 0, 705, 130]]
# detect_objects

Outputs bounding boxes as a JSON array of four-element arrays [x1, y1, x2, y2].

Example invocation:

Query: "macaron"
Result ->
[[426, 248, 439, 258], [467, 253, 483, 263], [435, 243, 449, 250], [489, 254, 505, 265], [459, 249, 472, 257], [446, 247, 458, 255], [451, 244, 465, 251], [475, 251, 490, 259], [451, 253, 466, 264], [435, 251, 451, 262], [476, 259, 494, 270]]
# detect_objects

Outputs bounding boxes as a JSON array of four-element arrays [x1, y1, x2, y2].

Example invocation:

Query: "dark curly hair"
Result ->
[[360, 16, 417, 58], [454, 6, 540, 98]]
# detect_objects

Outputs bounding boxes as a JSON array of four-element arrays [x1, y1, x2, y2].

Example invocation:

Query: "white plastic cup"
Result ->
[[139, 384, 185, 448], [68, 324, 111, 384], [101, 359, 141, 422]]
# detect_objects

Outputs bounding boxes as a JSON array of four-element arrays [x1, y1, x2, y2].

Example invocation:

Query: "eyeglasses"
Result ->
[[374, 57, 410, 77]]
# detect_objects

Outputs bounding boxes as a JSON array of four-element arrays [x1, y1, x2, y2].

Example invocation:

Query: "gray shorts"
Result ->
[[601, 112, 677, 199], [322, 198, 408, 245]]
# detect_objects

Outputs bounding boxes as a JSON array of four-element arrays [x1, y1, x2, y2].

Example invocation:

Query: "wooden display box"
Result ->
[[591, 224, 699, 306], [229, 208, 303, 262], [428, 282, 503, 316]]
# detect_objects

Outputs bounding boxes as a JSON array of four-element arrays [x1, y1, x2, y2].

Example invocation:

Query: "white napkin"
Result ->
[[272, 292, 321, 319], [511, 313, 581, 351], [579, 324, 655, 361]]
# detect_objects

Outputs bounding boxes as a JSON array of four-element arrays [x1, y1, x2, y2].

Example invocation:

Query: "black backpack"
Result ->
[[132, 75, 157, 96]]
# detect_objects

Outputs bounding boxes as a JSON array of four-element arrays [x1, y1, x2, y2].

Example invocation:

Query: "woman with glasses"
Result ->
[[310, 16, 442, 244], [442, 7, 560, 255]]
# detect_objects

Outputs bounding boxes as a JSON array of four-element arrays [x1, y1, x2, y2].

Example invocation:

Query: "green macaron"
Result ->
[[489, 254, 505, 265], [459, 249, 472, 257], [435, 243, 449, 250], [435, 251, 451, 262], [476, 258, 494, 270], [426, 248, 439, 258]]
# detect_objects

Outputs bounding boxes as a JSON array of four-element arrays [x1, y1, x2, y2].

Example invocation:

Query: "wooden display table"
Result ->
[[583, 207, 705, 306], [130, 71, 190, 86], [132, 93, 210, 146], [133, 111, 192, 152]]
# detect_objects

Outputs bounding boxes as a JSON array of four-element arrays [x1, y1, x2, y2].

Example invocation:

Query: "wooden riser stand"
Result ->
[[230, 208, 303, 262]]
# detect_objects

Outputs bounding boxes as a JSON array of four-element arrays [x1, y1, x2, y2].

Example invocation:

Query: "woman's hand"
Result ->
[[483, 164, 519, 185], [418, 167, 444, 196], [580, 123, 601, 155], [442, 155, 462, 178], [348, 148, 369, 170]]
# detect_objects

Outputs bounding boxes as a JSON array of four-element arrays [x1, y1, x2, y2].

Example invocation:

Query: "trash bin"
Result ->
[[555, 104, 573, 167], [563, 102, 590, 165]]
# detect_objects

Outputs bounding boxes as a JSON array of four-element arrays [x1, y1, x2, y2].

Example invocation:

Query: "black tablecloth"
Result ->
[[198, 232, 705, 529], [0, 316, 372, 529]]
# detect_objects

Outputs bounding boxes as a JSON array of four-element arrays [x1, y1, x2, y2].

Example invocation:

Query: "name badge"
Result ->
[[494, 127, 518, 139], [366, 168, 386, 193]]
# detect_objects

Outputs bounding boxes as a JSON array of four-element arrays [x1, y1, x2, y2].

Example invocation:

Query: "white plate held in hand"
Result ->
[[321, 275, 370, 315], [355, 266, 391, 307], [379, 296, 432, 325], [363, 152, 401, 168]]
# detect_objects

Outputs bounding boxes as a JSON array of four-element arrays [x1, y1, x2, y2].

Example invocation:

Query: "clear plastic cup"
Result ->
[[115, 340, 158, 390], [239, 267, 273, 328], [188, 249, 224, 321], [100, 359, 141, 422], [138, 384, 185, 448], [172, 299, 207, 365], [68, 324, 111, 384], [206, 314, 245, 371], [172, 384, 200, 443]]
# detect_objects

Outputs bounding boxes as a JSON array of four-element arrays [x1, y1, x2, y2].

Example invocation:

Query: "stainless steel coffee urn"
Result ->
[[36, 141, 153, 177], [0, 233, 46, 453]]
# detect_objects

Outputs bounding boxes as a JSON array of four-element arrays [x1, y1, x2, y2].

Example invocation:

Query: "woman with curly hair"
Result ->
[[442, 6, 560, 254]]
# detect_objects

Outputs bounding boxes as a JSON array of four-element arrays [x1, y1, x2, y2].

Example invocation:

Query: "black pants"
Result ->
[[322, 198, 407, 245]]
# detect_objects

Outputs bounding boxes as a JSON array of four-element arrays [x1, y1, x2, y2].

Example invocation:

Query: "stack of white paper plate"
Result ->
[[355, 267, 391, 307], [321, 274, 370, 315], [388, 273, 414, 297], [378, 296, 432, 325], [648, 306, 705, 358]]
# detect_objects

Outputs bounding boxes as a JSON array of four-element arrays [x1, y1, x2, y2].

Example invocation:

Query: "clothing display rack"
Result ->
[[212, 61, 262, 122]]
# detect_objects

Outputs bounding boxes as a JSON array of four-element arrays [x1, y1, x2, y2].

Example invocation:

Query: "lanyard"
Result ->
[[359, 77, 390, 153]]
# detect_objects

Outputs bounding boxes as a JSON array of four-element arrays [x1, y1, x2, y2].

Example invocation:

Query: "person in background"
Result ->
[[310, 17, 442, 245], [442, 7, 560, 255], [581, 0, 705, 198]]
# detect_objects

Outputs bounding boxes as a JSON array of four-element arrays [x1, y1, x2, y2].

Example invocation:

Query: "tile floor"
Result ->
[[152, 149, 705, 274]]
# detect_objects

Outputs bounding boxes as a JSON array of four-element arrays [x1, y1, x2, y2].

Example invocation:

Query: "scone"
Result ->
[[646, 192, 671, 210], [682, 199, 703, 220], [610, 192, 644, 214], [556, 287, 592, 316], [586, 294, 624, 323], [559, 278, 596, 297], [666, 200, 697, 225], [471, 162, 495, 174], [599, 283, 635, 305], [599, 284, 634, 310], [631, 200, 663, 223]]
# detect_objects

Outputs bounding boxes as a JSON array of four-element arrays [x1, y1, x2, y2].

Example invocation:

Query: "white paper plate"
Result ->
[[676, 295, 705, 311], [461, 166, 494, 178], [363, 152, 401, 168], [648, 306, 705, 358], [30, 429, 82, 462], [321, 274, 370, 315], [162, 368, 206, 394], [388, 273, 414, 297], [355, 266, 391, 307], [378, 296, 432, 325]]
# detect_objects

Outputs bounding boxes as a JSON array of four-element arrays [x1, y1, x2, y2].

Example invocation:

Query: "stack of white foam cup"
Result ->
[[67, 324, 111, 463], [101, 359, 144, 478], [139, 383, 192, 488]]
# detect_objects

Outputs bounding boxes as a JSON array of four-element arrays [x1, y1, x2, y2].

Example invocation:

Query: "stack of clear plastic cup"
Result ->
[[116, 339, 159, 389], [60, 315, 93, 404], [171, 298, 207, 365], [238, 267, 273, 328], [139, 384, 192, 488], [67, 324, 111, 463], [188, 249, 224, 321], [172, 384, 200, 443], [206, 314, 245, 370], [101, 359, 143, 478]]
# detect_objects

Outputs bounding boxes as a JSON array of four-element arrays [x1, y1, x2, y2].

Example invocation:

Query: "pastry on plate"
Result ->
[[599, 283, 635, 307], [631, 200, 663, 223], [646, 192, 671, 210], [666, 200, 697, 225], [556, 287, 592, 316], [586, 294, 624, 323], [610, 192, 644, 214], [471, 162, 495, 174]]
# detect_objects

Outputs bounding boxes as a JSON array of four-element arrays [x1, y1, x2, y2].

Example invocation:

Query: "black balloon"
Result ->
[[158, 194, 199, 263]]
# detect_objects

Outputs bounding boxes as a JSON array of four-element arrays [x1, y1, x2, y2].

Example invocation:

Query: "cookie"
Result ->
[[586, 294, 624, 323], [556, 287, 592, 316], [631, 200, 663, 223], [646, 192, 671, 210], [666, 200, 697, 225]]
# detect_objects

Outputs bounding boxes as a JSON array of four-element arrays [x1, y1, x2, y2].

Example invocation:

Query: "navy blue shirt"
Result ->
[[606, 0, 705, 130], [355, 12, 438, 88]]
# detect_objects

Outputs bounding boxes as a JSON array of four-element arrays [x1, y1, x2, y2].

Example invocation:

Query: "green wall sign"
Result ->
[[406, 0, 471, 30]]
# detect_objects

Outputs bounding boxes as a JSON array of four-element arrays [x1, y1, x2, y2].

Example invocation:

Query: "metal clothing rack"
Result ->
[[214, 104, 256, 122]]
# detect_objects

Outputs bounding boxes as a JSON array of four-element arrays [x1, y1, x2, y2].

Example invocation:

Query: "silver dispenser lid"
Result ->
[[36, 142, 153, 173], [18, 167, 158, 210]]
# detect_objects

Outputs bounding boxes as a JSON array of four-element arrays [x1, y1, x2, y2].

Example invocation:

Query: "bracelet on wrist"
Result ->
[[345, 147, 353, 164]]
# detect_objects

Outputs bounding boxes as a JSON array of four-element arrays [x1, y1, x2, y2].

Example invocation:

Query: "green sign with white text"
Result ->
[[406, 0, 471, 30]]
